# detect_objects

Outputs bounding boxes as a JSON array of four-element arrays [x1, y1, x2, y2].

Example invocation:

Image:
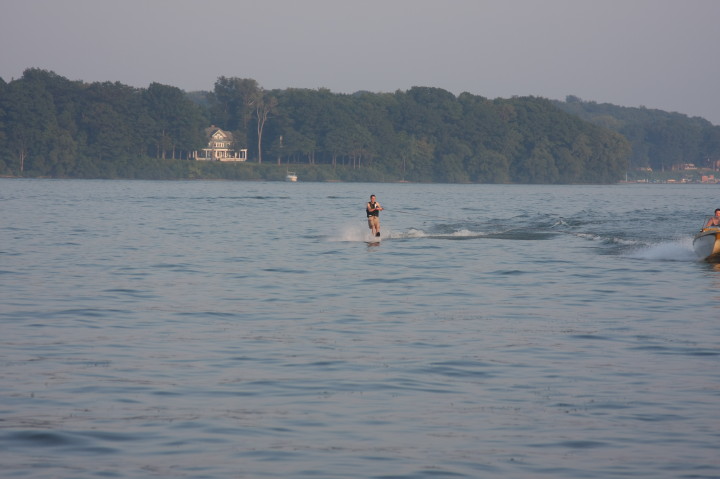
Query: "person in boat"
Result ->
[[366, 194, 383, 237], [705, 208, 720, 227]]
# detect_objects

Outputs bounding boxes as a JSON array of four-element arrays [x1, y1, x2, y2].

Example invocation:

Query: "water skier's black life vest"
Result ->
[[367, 202, 379, 217]]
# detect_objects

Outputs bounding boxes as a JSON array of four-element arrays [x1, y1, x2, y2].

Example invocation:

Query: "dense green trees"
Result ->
[[6, 68, 713, 183], [555, 96, 720, 172], [0, 69, 207, 177], [143, 82, 207, 160]]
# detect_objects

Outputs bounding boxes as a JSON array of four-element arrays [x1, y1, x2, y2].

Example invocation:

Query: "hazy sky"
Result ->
[[2, 0, 719, 124]]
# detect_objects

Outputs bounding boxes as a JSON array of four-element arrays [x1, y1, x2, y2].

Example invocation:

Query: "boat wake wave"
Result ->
[[328, 224, 555, 243], [327, 218, 700, 263], [572, 230, 698, 261], [399, 228, 490, 240], [624, 238, 697, 262]]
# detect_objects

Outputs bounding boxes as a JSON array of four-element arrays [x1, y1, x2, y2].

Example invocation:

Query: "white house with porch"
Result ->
[[191, 127, 247, 162]]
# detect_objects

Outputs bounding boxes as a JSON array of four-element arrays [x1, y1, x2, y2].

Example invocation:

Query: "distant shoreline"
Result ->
[[2, 175, 718, 185]]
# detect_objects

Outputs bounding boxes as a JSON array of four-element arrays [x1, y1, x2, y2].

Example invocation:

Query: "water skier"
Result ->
[[366, 194, 383, 237]]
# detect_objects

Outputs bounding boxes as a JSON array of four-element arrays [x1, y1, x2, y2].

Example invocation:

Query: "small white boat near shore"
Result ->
[[693, 224, 720, 262], [285, 171, 297, 182]]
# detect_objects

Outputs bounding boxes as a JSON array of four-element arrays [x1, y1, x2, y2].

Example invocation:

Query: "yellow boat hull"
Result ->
[[693, 227, 720, 262]]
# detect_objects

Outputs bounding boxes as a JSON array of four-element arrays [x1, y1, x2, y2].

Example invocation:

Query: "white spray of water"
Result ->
[[328, 223, 372, 242], [329, 223, 404, 242], [625, 237, 698, 262], [327, 225, 489, 242]]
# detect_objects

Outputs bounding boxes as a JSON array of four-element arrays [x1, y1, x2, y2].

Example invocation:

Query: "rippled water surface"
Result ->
[[1, 179, 719, 478]]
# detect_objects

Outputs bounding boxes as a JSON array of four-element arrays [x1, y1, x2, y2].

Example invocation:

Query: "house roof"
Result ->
[[205, 126, 233, 141]]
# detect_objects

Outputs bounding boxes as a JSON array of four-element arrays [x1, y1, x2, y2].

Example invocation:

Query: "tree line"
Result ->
[[555, 96, 720, 173], [2, 68, 689, 183]]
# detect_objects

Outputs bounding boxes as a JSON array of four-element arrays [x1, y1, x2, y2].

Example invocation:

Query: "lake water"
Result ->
[[1, 179, 719, 479]]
